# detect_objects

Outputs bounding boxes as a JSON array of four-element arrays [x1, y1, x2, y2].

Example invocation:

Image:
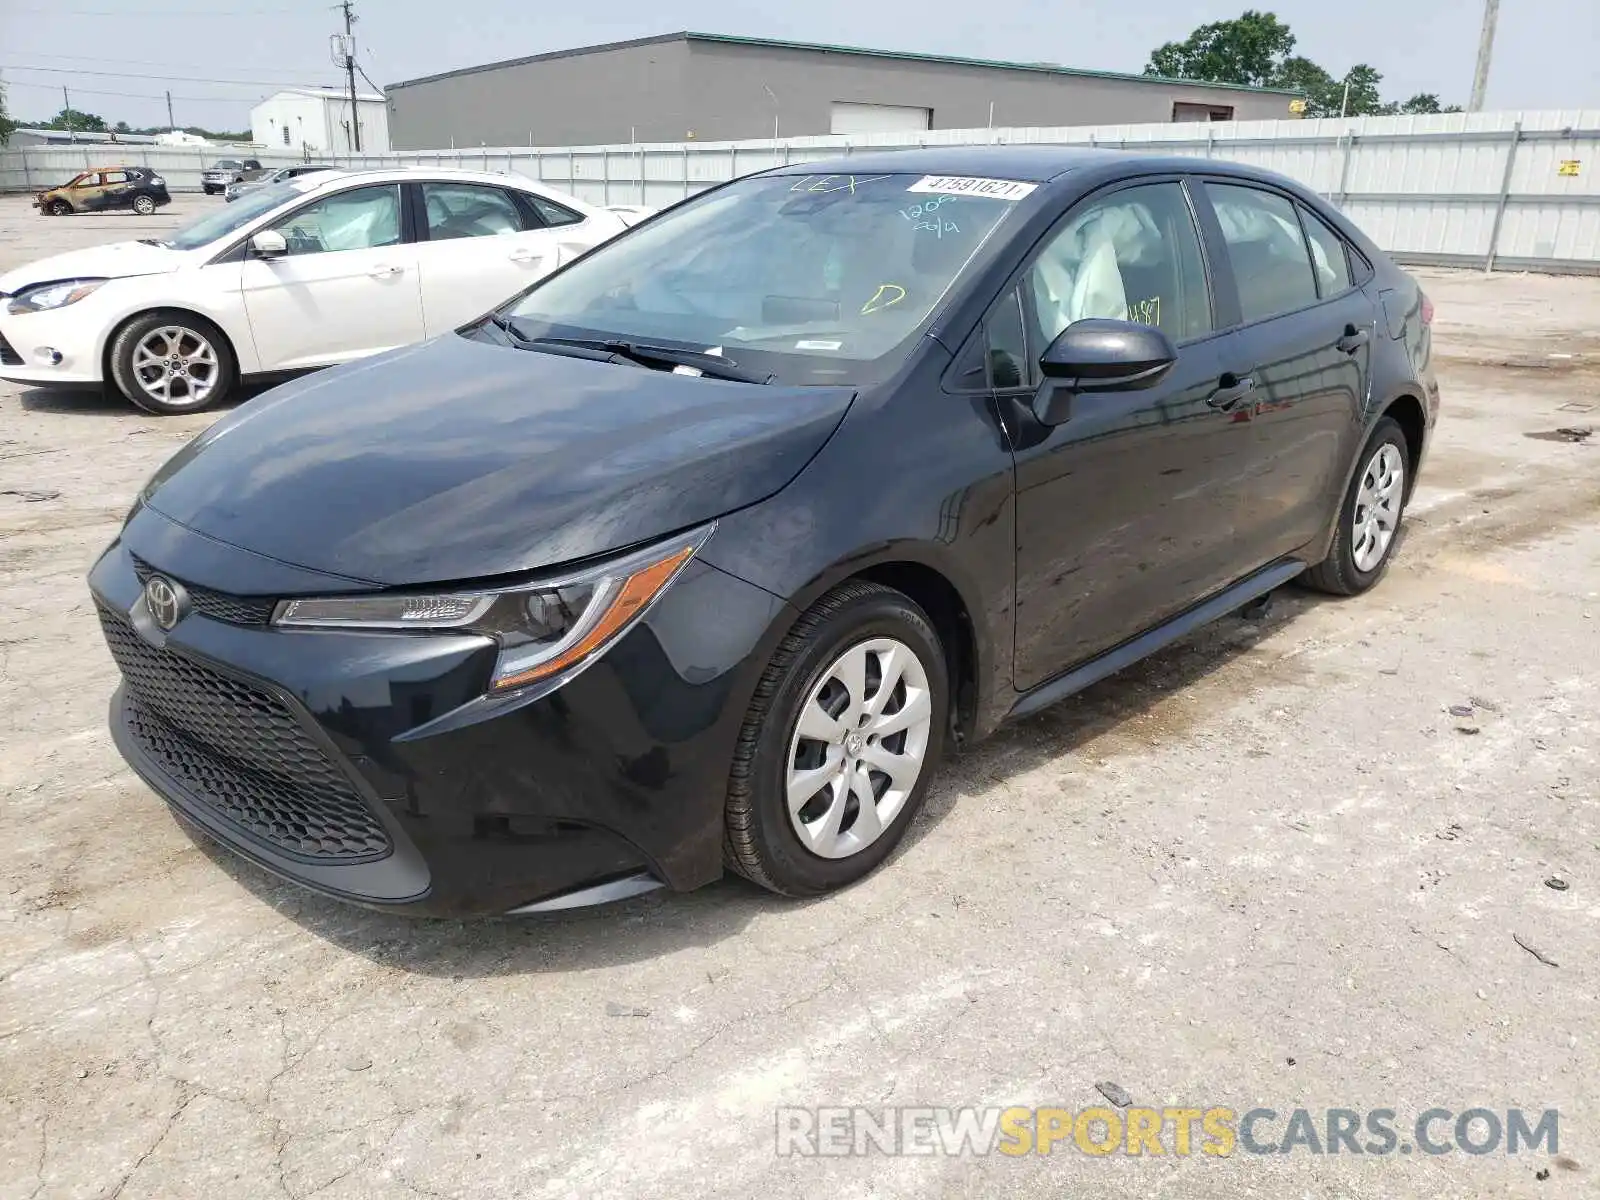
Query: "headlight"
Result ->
[[272, 525, 711, 694], [7, 279, 108, 315]]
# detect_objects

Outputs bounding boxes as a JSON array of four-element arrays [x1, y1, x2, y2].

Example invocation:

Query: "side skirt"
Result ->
[[1007, 558, 1306, 722]]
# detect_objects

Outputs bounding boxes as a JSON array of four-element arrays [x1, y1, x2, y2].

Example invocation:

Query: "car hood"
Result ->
[[141, 334, 856, 586], [0, 241, 183, 294]]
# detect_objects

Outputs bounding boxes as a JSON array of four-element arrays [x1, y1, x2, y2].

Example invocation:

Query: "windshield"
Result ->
[[161, 180, 317, 251], [502, 172, 1028, 385], [210, 160, 242, 170]]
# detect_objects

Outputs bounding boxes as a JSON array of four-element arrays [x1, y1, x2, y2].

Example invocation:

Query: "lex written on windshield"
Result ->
[[496, 173, 1036, 385]]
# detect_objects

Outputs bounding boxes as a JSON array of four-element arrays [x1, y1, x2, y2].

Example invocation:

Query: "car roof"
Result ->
[[295, 165, 593, 205], [764, 145, 1279, 185]]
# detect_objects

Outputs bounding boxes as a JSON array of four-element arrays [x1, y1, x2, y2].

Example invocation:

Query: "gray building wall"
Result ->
[[387, 34, 1298, 151], [388, 38, 693, 150], [682, 41, 1294, 140]]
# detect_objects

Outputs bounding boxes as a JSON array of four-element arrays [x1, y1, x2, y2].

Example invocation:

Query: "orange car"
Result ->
[[35, 166, 171, 216]]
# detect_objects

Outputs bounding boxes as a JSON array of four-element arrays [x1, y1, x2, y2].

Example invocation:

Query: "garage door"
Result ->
[[830, 102, 932, 135]]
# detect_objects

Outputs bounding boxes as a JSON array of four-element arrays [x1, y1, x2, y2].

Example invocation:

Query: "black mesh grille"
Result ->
[[0, 333, 21, 367], [100, 606, 391, 862], [131, 557, 275, 626]]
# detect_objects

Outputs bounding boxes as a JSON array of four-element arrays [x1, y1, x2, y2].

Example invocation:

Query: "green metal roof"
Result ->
[[388, 31, 1301, 96]]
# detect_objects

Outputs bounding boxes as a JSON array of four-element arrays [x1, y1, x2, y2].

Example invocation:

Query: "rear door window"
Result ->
[[1205, 184, 1319, 323], [421, 182, 530, 240]]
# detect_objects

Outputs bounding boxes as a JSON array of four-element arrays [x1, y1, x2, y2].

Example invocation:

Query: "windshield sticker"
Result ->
[[907, 176, 1037, 201], [860, 284, 907, 314], [795, 339, 843, 351]]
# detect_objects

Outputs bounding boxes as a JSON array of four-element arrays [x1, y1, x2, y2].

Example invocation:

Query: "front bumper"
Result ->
[[0, 297, 111, 385], [90, 522, 793, 917]]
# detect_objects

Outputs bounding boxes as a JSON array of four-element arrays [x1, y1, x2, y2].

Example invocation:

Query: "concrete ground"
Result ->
[[0, 195, 1596, 1199]]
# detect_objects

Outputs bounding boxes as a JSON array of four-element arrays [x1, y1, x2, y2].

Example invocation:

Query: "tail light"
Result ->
[[1420, 293, 1434, 326]]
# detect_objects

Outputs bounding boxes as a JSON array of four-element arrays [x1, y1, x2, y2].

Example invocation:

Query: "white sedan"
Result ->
[[0, 168, 645, 414]]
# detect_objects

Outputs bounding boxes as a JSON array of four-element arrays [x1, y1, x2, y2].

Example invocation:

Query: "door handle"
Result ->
[[508, 250, 543, 263], [369, 264, 402, 278], [1336, 324, 1371, 355], [1207, 374, 1255, 411]]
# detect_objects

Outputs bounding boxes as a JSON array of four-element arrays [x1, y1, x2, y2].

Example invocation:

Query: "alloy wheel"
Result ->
[[785, 637, 934, 860], [132, 195, 156, 215], [131, 326, 219, 410], [1351, 442, 1405, 572]]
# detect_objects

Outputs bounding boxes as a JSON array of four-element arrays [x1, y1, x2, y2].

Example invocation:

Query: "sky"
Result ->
[[2, 0, 1596, 133]]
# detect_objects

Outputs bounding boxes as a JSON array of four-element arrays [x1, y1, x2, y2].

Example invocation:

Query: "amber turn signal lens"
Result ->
[[491, 545, 695, 691]]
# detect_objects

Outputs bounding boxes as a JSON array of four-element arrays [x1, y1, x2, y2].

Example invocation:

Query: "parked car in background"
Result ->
[[0, 168, 635, 412], [88, 147, 1437, 916], [201, 158, 263, 195], [34, 167, 171, 217], [225, 164, 338, 202]]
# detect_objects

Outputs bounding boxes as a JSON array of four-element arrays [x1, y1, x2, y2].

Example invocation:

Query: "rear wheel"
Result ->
[[131, 194, 156, 215], [725, 581, 948, 896], [48, 199, 72, 216], [1302, 417, 1409, 595], [108, 312, 235, 415]]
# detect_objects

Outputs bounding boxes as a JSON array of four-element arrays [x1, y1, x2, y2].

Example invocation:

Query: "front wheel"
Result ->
[[131, 194, 156, 215], [725, 581, 949, 896], [108, 312, 235, 415], [1302, 417, 1409, 595], [48, 200, 72, 216]]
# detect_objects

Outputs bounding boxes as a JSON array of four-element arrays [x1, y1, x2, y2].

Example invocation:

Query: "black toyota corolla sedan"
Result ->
[[91, 147, 1438, 917]]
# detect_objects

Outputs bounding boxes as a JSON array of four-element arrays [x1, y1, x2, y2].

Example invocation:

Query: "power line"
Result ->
[[4, 78, 255, 103], [8, 49, 332, 76], [2, 63, 346, 88], [6, 5, 308, 14]]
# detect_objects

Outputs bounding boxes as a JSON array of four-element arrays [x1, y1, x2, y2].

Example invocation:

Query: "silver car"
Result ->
[[224, 164, 338, 202]]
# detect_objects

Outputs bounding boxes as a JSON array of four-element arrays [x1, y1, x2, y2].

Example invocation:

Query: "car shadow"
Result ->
[[17, 382, 264, 418], [198, 586, 1323, 977]]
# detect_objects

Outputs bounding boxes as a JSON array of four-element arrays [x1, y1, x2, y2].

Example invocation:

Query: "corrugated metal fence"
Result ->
[[3, 109, 1597, 272]]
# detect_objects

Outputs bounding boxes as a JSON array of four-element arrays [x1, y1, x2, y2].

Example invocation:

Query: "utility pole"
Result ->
[[340, 0, 362, 151], [62, 84, 75, 141], [1469, 0, 1500, 112], [165, 89, 175, 133]]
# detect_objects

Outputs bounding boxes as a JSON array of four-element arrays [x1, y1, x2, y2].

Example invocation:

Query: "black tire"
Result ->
[[108, 311, 236, 416], [202, 185, 217, 196], [1301, 416, 1410, 596], [48, 199, 72, 216], [725, 581, 949, 896], [131, 194, 156, 215]]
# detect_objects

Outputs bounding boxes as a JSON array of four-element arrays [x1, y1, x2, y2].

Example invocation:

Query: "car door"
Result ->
[[1196, 181, 1375, 558], [409, 181, 565, 334], [1003, 178, 1258, 690], [240, 181, 425, 371], [97, 170, 136, 211], [70, 172, 111, 211]]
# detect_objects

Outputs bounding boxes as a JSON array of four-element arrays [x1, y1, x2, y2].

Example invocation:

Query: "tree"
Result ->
[[1146, 13, 1460, 116], [1388, 93, 1463, 115], [1144, 9, 1296, 89], [44, 107, 107, 133], [0, 81, 13, 145], [113, 119, 132, 133]]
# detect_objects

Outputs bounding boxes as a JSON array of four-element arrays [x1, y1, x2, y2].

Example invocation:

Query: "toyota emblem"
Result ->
[[143, 575, 185, 631]]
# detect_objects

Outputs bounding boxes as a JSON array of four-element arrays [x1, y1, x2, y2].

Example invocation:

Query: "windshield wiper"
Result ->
[[492, 320, 774, 384], [137, 237, 170, 247]]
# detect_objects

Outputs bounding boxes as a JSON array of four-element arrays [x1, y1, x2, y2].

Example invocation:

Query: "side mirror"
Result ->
[[250, 229, 288, 258], [1033, 318, 1178, 425]]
